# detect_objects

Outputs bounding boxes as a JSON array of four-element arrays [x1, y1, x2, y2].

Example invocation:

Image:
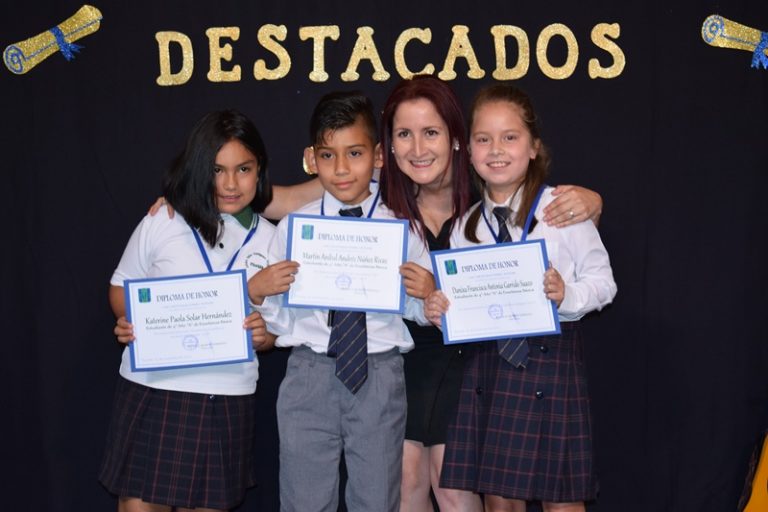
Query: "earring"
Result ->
[[453, 140, 460, 151], [390, 145, 395, 154]]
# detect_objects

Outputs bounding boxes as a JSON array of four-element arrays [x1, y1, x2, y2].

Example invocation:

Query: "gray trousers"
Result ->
[[277, 345, 406, 512]]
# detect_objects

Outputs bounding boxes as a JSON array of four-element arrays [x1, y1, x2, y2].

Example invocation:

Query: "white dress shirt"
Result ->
[[450, 186, 616, 321], [259, 182, 431, 354]]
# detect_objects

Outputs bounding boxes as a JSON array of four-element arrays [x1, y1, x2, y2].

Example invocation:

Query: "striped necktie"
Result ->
[[327, 206, 368, 393], [492, 206, 529, 368]]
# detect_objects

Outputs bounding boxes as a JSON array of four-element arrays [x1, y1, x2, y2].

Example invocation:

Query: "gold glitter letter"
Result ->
[[589, 23, 625, 79], [394, 28, 434, 79], [254, 24, 291, 80], [207, 27, 241, 82], [536, 23, 578, 80], [491, 25, 530, 80], [341, 27, 390, 82], [299, 26, 340, 82], [438, 25, 486, 80], [156, 31, 194, 86]]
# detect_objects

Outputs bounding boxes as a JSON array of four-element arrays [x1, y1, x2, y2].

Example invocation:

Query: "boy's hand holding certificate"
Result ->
[[285, 214, 408, 313], [431, 240, 560, 344]]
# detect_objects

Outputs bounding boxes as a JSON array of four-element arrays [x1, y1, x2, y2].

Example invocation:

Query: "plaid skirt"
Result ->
[[440, 323, 598, 502], [98, 376, 257, 509]]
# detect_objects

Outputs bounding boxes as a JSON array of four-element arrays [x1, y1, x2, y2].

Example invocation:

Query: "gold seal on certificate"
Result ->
[[431, 240, 560, 344], [124, 270, 252, 371], [285, 213, 409, 313]]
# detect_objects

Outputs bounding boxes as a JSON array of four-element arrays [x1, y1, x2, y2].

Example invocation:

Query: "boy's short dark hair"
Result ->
[[309, 91, 377, 146]]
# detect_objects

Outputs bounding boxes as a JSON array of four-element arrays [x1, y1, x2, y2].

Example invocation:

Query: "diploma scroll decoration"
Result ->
[[701, 14, 768, 69], [3, 4, 103, 75]]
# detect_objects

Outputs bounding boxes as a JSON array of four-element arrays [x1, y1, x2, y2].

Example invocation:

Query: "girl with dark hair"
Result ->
[[425, 85, 617, 512], [100, 109, 293, 512]]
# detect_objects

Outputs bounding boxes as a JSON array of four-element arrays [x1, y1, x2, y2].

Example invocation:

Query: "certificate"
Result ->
[[285, 213, 408, 313], [124, 270, 252, 371], [431, 240, 560, 344]]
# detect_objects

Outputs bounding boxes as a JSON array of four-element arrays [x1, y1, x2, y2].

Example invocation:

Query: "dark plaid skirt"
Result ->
[[98, 376, 257, 509], [440, 323, 597, 502]]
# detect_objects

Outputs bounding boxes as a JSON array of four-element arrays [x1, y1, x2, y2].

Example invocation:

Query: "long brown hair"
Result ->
[[464, 85, 550, 243]]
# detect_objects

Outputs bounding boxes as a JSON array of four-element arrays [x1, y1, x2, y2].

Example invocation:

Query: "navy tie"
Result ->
[[492, 206, 529, 368], [327, 206, 368, 393]]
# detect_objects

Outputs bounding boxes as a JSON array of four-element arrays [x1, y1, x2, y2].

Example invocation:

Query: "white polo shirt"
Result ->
[[111, 209, 275, 395]]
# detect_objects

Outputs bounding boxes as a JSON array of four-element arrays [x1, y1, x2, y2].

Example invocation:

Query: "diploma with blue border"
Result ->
[[431, 240, 560, 344], [124, 270, 253, 371], [285, 213, 408, 313]]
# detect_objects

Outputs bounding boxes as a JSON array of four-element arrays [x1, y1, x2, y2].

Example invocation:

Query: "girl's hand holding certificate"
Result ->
[[114, 316, 135, 344], [424, 290, 450, 329], [543, 266, 565, 307], [244, 311, 275, 352]]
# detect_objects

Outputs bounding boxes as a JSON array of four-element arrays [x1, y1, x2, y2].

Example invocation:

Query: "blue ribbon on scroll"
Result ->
[[49, 26, 82, 61], [752, 32, 768, 69]]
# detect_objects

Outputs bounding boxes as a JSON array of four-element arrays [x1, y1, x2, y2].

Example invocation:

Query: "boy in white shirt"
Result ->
[[257, 91, 432, 512]]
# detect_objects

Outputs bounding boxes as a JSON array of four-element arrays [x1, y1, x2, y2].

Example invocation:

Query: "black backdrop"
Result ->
[[2, 2, 767, 511]]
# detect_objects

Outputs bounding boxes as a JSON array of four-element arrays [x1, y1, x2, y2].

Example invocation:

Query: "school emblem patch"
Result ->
[[244, 251, 268, 272]]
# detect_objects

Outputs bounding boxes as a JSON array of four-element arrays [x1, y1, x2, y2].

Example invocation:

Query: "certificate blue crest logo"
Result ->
[[445, 260, 458, 275], [302, 224, 314, 240], [138, 288, 151, 303]]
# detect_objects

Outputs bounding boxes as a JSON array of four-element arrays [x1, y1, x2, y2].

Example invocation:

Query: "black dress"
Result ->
[[403, 219, 466, 446]]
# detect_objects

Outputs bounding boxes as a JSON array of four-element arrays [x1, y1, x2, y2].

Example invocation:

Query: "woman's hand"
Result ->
[[244, 311, 275, 351], [400, 262, 436, 299], [543, 265, 565, 307], [247, 260, 299, 305], [114, 316, 135, 344], [543, 185, 602, 227], [148, 197, 175, 217], [424, 290, 450, 328]]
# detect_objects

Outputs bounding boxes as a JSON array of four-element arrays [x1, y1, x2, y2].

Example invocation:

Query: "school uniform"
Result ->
[[99, 209, 274, 510], [440, 186, 616, 502], [260, 182, 431, 512]]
